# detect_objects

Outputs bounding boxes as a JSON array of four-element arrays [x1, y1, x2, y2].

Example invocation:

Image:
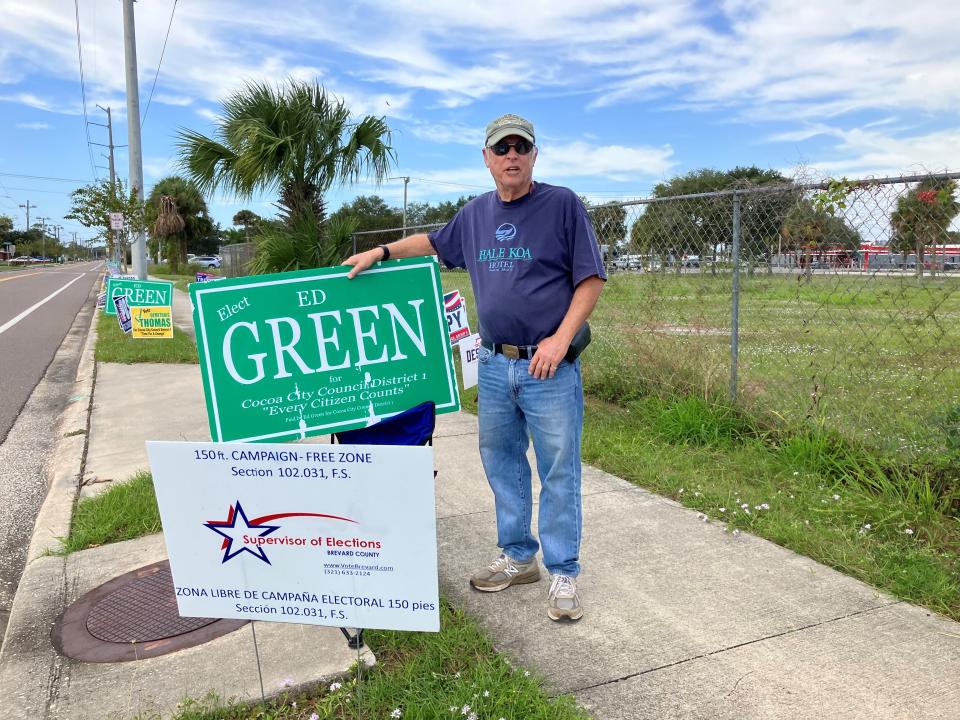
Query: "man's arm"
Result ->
[[342, 233, 437, 279], [529, 275, 605, 380]]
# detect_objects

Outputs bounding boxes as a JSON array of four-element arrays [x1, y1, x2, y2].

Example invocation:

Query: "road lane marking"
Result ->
[[0, 274, 86, 336], [0, 272, 43, 283]]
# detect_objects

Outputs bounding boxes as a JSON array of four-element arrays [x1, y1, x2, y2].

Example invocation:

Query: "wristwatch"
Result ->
[[377, 244, 391, 261]]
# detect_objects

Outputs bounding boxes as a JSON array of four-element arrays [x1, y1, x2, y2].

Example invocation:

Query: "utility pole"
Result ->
[[19, 200, 36, 233], [388, 176, 410, 231], [122, 0, 147, 279], [37, 216, 49, 261], [92, 104, 124, 268]]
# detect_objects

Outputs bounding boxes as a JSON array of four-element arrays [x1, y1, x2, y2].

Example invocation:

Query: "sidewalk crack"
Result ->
[[565, 601, 902, 696]]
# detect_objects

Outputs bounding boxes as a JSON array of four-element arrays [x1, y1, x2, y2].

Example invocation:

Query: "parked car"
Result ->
[[192, 255, 221, 269], [612, 254, 642, 270], [9, 256, 32, 265]]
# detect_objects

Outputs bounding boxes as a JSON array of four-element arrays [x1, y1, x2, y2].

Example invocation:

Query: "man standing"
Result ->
[[343, 114, 605, 621]]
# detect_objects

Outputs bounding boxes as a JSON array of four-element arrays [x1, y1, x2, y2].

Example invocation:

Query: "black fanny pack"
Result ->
[[565, 322, 592, 362]]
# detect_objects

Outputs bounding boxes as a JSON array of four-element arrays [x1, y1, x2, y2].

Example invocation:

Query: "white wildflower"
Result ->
[[483, 690, 490, 698], [719, 507, 726, 512], [329, 682, 342, 692], [905, 528, 914, 535], [391, 708, 402, 719]]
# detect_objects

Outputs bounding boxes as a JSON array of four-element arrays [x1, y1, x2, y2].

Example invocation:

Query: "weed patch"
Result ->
[[134, 601, 587, 720], [95, 311, 197, 364], [57, 471, 161, 554]]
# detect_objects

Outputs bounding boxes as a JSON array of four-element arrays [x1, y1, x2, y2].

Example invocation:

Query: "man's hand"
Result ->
[[342, 247, 383, 279], [529, 334, 569, 380]]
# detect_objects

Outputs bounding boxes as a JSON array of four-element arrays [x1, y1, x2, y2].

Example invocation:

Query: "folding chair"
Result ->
[[330, 400, 436, 648]]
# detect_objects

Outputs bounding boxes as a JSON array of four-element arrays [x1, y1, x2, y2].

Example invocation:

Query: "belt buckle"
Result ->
[[502, 344, 520, 359]]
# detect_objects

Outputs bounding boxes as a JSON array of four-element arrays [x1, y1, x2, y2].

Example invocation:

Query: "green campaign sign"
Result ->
[[190, 258, 460, 443], [104, 278, 173, 316]]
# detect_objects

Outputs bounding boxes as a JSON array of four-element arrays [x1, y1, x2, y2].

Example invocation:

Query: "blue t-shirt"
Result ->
[[428, 182, 606, 346]]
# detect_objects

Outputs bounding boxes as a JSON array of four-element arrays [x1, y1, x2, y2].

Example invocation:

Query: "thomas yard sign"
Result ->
[[132, 306, 174, 339], [104, 277, 173, 317], [190, 258, 460, 443]]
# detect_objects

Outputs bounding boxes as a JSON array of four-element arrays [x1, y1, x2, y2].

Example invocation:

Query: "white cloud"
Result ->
[[153, 94, 193, 107], [16, 121, 51, 130], [798, 126, 960, 179], [537, 141, 676, 181], [0, 92, 75, 114]]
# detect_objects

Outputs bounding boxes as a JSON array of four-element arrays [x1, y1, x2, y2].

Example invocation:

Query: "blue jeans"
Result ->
[[477, 346, 584, 577]]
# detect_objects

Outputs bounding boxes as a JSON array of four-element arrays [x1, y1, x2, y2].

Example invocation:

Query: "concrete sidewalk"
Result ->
[[2, 285, 960, 718]]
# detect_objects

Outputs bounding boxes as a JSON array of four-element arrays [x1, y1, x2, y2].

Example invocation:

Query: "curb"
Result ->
[[0, 280, 98, 657], [25, 305, 98, 563]]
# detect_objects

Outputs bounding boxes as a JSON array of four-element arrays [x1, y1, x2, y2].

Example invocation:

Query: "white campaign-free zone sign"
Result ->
[[146, 441, 439, 632]]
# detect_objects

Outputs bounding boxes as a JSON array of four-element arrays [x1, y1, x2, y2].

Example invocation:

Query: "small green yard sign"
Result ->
[[104, 278, 173, 316]]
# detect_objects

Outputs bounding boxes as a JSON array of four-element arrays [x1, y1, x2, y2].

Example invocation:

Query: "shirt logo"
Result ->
[[495, 223, 517, 242]]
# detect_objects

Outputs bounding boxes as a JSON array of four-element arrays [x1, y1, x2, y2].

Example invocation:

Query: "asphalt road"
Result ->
[[0, 263, 102, 442], [0, 261, 101, 643]]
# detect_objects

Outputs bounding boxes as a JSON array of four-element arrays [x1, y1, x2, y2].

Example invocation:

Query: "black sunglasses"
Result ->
[[489, 139, 535, 156]]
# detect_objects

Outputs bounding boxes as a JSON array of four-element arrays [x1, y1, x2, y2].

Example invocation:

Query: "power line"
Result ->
[[74, 0, 99, 181], [0, 171, 90, 183], [141, 0, 178, 129], [407, 176, 489, 190], [4, 186, 79, 196]]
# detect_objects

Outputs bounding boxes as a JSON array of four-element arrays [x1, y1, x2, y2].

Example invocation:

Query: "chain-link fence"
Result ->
[[352, 172, 960, 461], [220, 241, 255, 277]]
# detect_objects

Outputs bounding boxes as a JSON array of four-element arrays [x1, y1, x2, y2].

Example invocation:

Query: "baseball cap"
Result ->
[[485, 114, 535, 147]]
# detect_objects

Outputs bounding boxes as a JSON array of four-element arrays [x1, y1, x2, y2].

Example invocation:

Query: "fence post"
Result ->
[[729, 192, 741, 400], [352, 232, 357, 256]]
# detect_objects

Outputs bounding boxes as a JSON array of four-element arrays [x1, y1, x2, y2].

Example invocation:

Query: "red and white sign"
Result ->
[[443, 289, 471, 344]]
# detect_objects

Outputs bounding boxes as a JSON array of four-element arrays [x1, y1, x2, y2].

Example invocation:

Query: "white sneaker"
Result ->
[[547, 574, 583, 622]]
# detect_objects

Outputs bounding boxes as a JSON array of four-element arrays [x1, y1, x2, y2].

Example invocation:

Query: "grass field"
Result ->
[[441, 267, 960, 619], [443, 269, 960, 462], [95, 310, 198, 364]]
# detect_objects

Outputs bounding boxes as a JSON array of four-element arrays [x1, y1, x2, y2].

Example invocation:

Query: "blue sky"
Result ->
[[1, 0, 958, 244]]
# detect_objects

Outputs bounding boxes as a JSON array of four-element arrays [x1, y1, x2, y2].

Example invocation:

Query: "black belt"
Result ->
[[481, 339, 538, 360]]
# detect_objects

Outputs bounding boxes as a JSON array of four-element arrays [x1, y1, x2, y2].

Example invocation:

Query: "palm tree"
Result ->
[[145, 176, 211, 273], [176, 80, 394, 227]]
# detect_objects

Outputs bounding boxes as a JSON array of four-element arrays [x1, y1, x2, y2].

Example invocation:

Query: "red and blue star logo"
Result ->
[[204, 500, 356, 565]]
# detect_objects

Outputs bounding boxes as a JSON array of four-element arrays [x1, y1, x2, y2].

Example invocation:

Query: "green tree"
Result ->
[[630, 167, 794, 271], [408, 196, 475, 227], [582, 199, 626, 260], [329, 195, 402, 233], [249, 210, 357, 274], [65, 179, 145, 259], [890, 178, 959, 278], [177, 80, 393, 226], [781, 199, 862, 276], [232, 209, 262, 229], [0, 214, 13, 257], [231, 210, 263, 243], [144, 176, 212, 273]]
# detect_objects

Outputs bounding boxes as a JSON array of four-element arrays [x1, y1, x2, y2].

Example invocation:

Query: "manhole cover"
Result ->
[[53, 560, 247, 662], [86, 565, 216, 642]]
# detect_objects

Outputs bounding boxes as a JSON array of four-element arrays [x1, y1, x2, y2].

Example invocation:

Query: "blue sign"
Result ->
[[113, 294, 132, 334]]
